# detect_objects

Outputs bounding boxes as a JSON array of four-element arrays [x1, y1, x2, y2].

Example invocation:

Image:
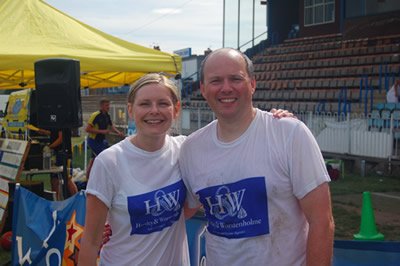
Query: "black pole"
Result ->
[[61, 128, 69, 199]]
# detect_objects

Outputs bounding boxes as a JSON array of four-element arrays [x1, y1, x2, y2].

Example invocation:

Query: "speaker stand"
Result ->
[[60, 128, 69, 200]]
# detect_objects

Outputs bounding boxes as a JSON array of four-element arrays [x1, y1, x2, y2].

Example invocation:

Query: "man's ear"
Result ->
[[249, 78, 256, 95], [200, 82, 207, 99]]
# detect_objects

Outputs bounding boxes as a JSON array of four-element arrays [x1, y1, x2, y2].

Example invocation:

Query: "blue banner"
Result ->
[[11, 185, 86, 265]]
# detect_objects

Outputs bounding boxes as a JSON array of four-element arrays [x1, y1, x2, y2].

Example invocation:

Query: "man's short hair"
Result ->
[[199, 48, 254, 83], [100, 98, 110, 105]]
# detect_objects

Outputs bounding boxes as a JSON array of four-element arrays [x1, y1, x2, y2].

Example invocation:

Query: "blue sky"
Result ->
[[46, 0, 224, 55]]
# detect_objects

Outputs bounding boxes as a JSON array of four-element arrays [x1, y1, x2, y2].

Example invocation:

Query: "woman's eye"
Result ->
[[159, 102, 170, 107]]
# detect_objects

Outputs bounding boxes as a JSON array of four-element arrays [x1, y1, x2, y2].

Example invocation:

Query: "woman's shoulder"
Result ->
[[168, 134, 187, 145]]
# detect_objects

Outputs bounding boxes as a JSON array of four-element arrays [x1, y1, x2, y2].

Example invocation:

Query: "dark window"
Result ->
[[304, 0, 335, 26]]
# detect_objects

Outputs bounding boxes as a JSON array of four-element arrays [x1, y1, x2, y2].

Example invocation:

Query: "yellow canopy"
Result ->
[[0, 0, 181, 89]]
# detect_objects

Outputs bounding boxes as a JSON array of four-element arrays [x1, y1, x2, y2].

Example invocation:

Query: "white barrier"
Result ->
[[181, 108, 399, 160], [105, 105, 399, 160]]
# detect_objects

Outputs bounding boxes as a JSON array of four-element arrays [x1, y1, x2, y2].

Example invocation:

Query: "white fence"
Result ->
[[107, 105, 399, 160], [178, 108, 400, 160], [297, 112, 396, 159]]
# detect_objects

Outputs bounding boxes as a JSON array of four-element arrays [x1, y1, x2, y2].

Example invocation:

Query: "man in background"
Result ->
[[85, 98, 124, 179], [386, 80, 400, 103], [38, 128, 78, 200]]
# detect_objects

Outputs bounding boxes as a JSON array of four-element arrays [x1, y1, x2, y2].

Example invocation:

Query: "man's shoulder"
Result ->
[[255, 109, 309, 141], [91, 110, 101, 115], [188, 121, 215, 138], [89, 110, 101, 118], [258, 109, 302, 128]]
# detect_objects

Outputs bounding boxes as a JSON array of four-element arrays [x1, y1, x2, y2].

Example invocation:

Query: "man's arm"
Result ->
[[47, 130, 62, 149], [111, 125, 124, 137], [299, 182, 335, 266], [85, 123, 109, 135]]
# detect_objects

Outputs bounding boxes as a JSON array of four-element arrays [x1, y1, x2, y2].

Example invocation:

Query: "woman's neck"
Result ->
[[130, 134, 166, 152]]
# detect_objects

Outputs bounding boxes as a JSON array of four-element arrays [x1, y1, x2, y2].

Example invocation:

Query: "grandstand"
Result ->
[[178, 0, 400, 171], [251, 33, 399, 114], [80, 0, 400, 171], [188, 33, 400, 115]]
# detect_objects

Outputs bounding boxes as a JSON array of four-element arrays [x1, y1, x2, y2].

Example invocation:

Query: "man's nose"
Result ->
[[221, 79, 233, 92]]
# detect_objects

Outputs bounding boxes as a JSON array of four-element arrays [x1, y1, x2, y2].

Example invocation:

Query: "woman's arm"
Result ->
[[78, 194, 109, 266], [184, 201, 200, 220]]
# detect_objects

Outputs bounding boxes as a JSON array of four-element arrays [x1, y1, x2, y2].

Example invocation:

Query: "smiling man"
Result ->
[[179, 48, 335, 266]]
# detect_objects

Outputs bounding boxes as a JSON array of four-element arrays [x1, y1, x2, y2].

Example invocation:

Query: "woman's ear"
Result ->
[[127, 102, 134, 120], [174, 101, 181, 118]]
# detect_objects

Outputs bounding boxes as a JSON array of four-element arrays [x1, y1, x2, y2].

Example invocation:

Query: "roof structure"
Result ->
[[0, 0, 181, 89]]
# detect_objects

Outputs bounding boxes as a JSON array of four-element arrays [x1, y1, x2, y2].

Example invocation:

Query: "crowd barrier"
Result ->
[[185, 215, 400, 266], [180, 108, 400, 160], [12, 186, 399, 265]]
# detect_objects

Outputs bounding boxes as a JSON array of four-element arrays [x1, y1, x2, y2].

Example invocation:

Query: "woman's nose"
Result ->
[[149, 103, 159, 113]]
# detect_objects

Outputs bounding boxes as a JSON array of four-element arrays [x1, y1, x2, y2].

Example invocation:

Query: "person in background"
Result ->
[[179, 48, 335, 265], [386, 80, 400, 103], [85, 98, 124, 179], [38, 128, 78, 199]]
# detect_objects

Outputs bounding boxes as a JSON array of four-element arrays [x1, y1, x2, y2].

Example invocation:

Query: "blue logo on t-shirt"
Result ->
[[127, 180, 186, 235], [197, 176, 269, 239]]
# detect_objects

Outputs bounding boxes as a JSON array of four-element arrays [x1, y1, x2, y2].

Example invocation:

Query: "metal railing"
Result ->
[[179, 107, 400, 160], [88, 106, 399, 162]]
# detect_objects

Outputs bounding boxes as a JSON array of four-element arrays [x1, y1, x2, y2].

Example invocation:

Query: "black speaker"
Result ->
[[34, 58, 83, 128]]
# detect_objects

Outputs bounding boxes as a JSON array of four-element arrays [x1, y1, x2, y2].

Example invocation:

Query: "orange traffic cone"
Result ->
[[354, 191, 384, 241]]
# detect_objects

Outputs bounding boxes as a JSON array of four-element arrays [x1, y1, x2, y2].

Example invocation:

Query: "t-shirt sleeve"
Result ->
[[85, 155, 115, 208], [287, 122, 331, 199], [87, 112, 97, 126]]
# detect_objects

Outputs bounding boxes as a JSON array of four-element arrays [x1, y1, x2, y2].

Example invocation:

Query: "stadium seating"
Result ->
[[247, 33, 400, 114]]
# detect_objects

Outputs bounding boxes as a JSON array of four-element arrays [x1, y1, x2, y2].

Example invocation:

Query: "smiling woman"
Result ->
[[127, 74, 180, 151], [78, 73, 196, 266]]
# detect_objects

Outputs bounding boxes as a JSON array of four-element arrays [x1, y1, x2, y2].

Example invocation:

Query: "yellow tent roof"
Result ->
[[0, 0, 181, 89]]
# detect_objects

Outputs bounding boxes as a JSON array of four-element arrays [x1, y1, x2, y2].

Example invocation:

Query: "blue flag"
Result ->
[[11, 185, 86, 266]]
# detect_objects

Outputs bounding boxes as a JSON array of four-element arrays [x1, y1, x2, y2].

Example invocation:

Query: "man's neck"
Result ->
[[216, 107, 256, 142]]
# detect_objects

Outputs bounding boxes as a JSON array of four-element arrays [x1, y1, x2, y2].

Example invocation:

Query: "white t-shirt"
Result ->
[[86, 135, 189, 266], [386, 84, 400, 103], [180, 109, 330, 266]]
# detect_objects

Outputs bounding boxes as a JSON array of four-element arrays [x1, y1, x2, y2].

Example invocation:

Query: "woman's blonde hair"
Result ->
[[127, 73, 180, 105]]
